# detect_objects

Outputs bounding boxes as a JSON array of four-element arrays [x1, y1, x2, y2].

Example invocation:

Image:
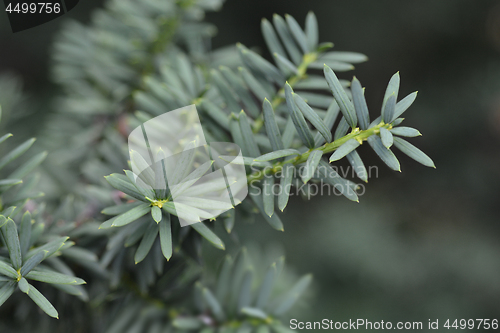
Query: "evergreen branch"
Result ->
[[247, 121, 393, 184], [251, 52, 319, 133]]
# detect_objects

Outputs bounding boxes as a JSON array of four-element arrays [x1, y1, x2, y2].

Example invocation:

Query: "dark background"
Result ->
[[2, 0, 500, 330]]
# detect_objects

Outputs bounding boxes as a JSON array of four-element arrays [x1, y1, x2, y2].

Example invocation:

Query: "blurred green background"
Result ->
[[2, 0, 500, 330]]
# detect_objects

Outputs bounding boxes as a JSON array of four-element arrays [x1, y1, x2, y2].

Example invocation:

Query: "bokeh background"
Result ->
[[2, 0, 500, 330]]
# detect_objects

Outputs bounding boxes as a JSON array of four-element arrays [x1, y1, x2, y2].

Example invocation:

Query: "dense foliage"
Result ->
[[0, 0, 433, 332]]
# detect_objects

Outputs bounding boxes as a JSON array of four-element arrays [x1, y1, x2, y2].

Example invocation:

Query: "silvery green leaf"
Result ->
[[179, 197, 233, 211], [191, 222, 225, 250], [238, 66, 270, 101], [18, 277, 29, 293], [3, 207, 15, 218], [159, 214, 172, 260], [274, 274, 312, 315], [1, 218, 22, 270], [316, 160, 359, 202], [382, 94, 396, 123], [0, 215, 6, 229], [26, 282, 59, 318], [255, 149, 300, 162], [238, 270, 254, 310], [324, 65, 357, 127], [273, 53, 298, 75], [8, 151, 47, 180], [142, 77, 175, 108], [124, 223, 148, 247], [379, 127, 393, 148], [284, 83, 315, 148], [216, 256, 233, 302], [0, 260, 17, 279], [393, 137, 435, 168], [151, 206, 162, 223], [381, 72, 400, 115], [201, 99, 229, 129], [261, 18, 286, 60], [315, 101, 340, 147], [169, 160, 213, 198], [305, 11, 318, 50], [101, 201, 142, 215], [285, 14, 309, 53], [320, 51, 368, 63], [298, 92, 333, 108], [0, 179, 22, 187], [220, 66, 260, 117], [256, 262, 277, 308], [367, 136, 401, 171], [351, 77, 370, 130], [239, 111, 261, 158], [302, 150, 323, 183], [311, 60, 353, 72], [394, 91, 418, 119], [0, 133, 12, 145], [134, 223, 158, 264], [293, 93, 332, 143], [241, 307, 268, 320], [316, 41, 334, 52], [25, 236, 68, 261], [223, 210, 235, 233], [219, 155, 270, 168], [0, 281, 15, 306], [173, 317, 203, 330], [278, 164, 294, 211], [273, 14, 301, 64], [176, 53, 197, 97], [0, 138, 36, 172], [159, 71, 190, 105], [391, 118, 405, 126], [262, 176, 275, 217], [211, 69, 240, 113], [19, 211, 31, 257], [108, 203, 150, 228], [249, 186, 284, 231], [281, 118, 295, 149], [179, 178, 231, 201], [390, 126, 421, 137], [134, 91, 165, 115], [334, 117, 350, 140], [263, 98, 284, 151], [20, 251, 46, 276], [203, 287, 226, 322], [238, 44, 284, 85], [26, 270, 86, 285], [346, 151, 368, 182], [105, 173, 147, 202], [329, 139, 360, 162], [229, 113, 247, 156], [294, 76, 330, 90]]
